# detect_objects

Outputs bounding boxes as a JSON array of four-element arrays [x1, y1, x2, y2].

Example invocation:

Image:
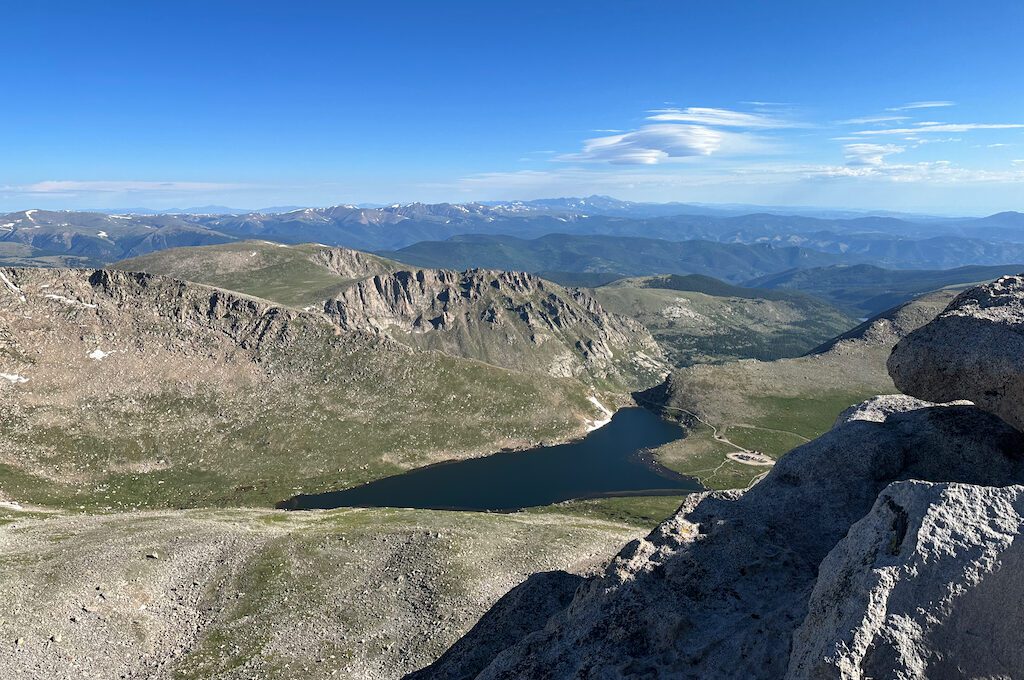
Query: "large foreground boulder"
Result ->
[[415, 397, 1024, 679], [789, 481, 1024, 679], [889, 274, 1024, 432]]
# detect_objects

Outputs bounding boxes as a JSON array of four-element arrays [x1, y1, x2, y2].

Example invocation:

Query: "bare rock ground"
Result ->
[[0, 508, 641, 679]]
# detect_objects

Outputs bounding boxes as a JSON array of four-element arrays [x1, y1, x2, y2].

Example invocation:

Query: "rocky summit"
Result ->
[[419, 274, 1024, 680]]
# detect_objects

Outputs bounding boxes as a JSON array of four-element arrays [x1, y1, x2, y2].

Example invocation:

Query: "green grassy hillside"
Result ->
[[592, 276, 856, 366], [646, 288, 962, 489], [116, 240, 402, 308]]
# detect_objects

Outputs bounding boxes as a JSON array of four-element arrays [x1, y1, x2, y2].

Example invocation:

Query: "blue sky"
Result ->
[[2, 0, 1023, 214]]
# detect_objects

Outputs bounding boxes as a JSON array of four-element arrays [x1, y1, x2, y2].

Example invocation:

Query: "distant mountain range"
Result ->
[[385, 234, 1024, 315], [748, 263, 1024, 316], [383, 234, 842, 282], [82, 196, 972, 221], [1, 198, 1022, 274]]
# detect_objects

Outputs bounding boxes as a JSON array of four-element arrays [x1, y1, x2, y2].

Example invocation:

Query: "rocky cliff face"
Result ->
[[309, 245, 397, 279], [419, 274, 1024, 680], [115, 242, 664, 388], [325, 268, 666, 386], [1, 267, 303, 369]]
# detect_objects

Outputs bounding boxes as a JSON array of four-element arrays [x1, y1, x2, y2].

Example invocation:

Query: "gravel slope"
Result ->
[[0, 507, 643, 679]]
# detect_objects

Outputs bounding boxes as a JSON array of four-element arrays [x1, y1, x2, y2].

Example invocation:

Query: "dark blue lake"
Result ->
[[278, 407, 701, 512]]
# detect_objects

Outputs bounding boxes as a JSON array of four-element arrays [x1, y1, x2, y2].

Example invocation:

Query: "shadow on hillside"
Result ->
[[403, 570, 585, 680]]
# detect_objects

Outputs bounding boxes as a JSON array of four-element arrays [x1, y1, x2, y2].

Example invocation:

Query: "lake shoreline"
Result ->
[[278, 407, 703, 512]]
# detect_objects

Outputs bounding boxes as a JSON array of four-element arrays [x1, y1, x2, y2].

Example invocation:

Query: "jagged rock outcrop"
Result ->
[[1, 267, 305, 358], [115, 242, 666, 387], [87, 269, 302, 351], [414, 396, 1024, 679], [309, 245, 398, 279], [889, 273, 1024, 432], [325, 268, 666, 385]]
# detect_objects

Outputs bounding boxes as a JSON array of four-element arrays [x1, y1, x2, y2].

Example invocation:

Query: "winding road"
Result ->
[[642, 401, 776, 469]]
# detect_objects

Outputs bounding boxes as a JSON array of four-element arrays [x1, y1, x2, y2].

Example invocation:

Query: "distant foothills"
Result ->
[[1, 195, 1022, 281]]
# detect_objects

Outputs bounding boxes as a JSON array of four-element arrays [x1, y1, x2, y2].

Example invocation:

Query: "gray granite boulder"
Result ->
[[889, 274, 1024, 432], [788, 481, 1024, 680]]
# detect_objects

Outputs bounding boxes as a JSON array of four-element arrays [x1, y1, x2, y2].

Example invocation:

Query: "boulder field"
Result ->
[[416, 274, 1024, 680]]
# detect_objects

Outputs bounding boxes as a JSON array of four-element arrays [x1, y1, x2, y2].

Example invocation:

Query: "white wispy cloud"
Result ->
[[843, 143, 906, 167], [559, 122, 779, 165], [449, 161, 1024, 196], [886, 100, 956, 111], [561, 125, 725, 164], [560, 106, 789, 165], [908, 136, 962, 145], [645, 106, 796, 128], [807, 161, 1024, 184], [439, 100, 1024, 210], [740, 101, 795, 107], [725, 158, 1024, 187], [837, 115, 910, 125], [855, 122, 1024, 135]]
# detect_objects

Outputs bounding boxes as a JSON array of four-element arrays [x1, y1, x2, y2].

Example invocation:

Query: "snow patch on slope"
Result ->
[[586, 396, 614, 431], [44, 294, 98, 309], [0, 271, 26, 302]]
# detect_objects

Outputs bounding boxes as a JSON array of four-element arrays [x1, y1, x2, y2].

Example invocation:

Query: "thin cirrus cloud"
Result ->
[[644, 106, 798, 128], [886, 100, 957, 111], [561, 107, 788, 165], [843, 143, 906, 167], [856, 122, 1024, 136], [837, 115, 910, 125]]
